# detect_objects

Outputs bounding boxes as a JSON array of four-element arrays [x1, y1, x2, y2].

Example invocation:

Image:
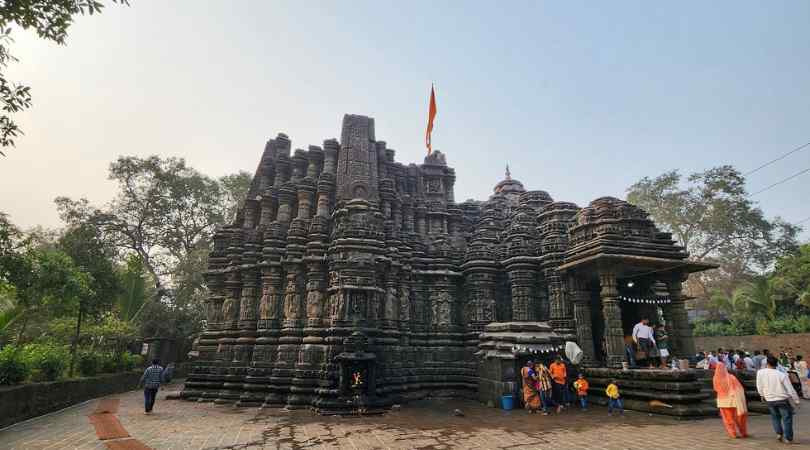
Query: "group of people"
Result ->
[[697, 348, 810, 399], [709, 350, 803, 444], [520, 358, 624, 416], [627, 318, 671, 368]]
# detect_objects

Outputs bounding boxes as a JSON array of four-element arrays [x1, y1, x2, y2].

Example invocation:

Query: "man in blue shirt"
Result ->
[[139, 359, 164, 414]]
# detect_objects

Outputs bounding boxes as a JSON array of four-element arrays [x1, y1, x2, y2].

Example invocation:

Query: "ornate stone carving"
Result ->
[[181, 113, 715, 415]]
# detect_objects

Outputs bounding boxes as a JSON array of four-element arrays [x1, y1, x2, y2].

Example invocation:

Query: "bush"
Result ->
[[77, 351, 102, 377], [99, 352, 119, 373], [23, 344, 68, 382], [696, 315, 810, 336], [118, 352, 142, 371], [0, 346, 30, 385]]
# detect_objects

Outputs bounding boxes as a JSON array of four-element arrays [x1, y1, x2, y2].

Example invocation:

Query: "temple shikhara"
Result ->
[[181, 114, 715, 416]]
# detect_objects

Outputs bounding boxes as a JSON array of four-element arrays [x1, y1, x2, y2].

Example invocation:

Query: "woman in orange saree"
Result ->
[[521, 360, 541, 414], [713, 363, 749, 438]]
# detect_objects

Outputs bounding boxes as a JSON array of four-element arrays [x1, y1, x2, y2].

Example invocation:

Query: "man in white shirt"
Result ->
[[631, 318, 656, 368], [743, 353, 755, 371], [757, 356, 801, 443]]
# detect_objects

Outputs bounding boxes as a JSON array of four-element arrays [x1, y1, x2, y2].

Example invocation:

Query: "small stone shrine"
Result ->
[[181, 114, 715, 416]]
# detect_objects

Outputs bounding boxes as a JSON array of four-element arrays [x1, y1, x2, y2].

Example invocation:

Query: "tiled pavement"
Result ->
[[1, 381, 808, 450]]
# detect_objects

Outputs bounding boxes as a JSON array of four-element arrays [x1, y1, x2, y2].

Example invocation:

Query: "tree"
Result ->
[[770, 243, 810, 315], [0, 1, 128, 154], [219, 171, 253, 223], [116, 254, 151, 323], [56, 156, 250, 339], [57, 223, 120, 375], [626, 166, 801, 308], [733, 277, 777, 321], [0, 247, 91, 344], [56, 156, 225, 299]]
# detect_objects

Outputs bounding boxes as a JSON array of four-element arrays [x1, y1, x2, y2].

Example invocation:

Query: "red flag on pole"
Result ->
[[425, 84, 437, 155]]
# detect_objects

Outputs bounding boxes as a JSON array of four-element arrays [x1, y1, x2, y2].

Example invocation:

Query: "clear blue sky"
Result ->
[[1, 1, 809, 241]]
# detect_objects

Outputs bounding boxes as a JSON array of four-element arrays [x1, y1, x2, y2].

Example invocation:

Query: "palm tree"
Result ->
[[734, 277, 776, 321]]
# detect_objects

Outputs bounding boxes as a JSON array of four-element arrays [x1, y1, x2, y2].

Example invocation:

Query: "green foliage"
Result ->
[[627, 166, 801, 315], [23, 344, 68, 381], [0, 1, 128, 152], [56, 157, 252, 339], [80, 350, 143, 376], [76, 350, 101, 377], [0, 345, 29, 384], [0, 246, 91, 344], [118, 352, 142, 371], [40, 315, 137, 353], [694, 315, 810, 336], [116, 255, 150, 322], [755, 315, 810, 335], [219, 171, 253, 223], [58, 223, 120, 317]]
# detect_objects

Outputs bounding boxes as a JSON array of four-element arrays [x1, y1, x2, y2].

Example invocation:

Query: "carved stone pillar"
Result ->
[[306, 146, 323, 179], [258, 265, 283, 331], [383, 264, 400, 329], [276, 186, 296, 225], [296, 183, 315, 219], [570, 276, 596, 366], [415, 205, 427, 236], [238, 233, 260, 330], [322, 139, 339, 175], [291, 149, 307, 183], [663, 276, 694, 358], [402, 200, 414, 233], [282, 263, 305, 329], [259, 188, 278, 226], [507, 266, 537, 321], [462, 266, 497, 332], [274, 156, 291, 186], [599, 269, 624, 368]]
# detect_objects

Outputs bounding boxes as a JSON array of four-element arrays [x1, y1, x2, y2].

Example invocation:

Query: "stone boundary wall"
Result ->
[[0, 371, 142, 429], [694, 333, 810, 357]]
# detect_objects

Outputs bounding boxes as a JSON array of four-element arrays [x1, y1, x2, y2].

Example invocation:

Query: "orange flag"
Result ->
[[425, 84, 437, 155]]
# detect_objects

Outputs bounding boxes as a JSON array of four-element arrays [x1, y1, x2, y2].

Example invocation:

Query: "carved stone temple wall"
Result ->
[[181, 114, 710, 414]]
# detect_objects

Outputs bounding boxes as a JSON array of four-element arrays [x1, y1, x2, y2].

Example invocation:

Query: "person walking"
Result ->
[[535, 362, 555, 415], [139, 359, 165, 414], [713, 363, 749, 439], [757, 355, 801, 444]]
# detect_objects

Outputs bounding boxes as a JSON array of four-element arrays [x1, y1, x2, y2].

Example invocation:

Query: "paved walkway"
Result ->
[[1, 381, 808, 449]]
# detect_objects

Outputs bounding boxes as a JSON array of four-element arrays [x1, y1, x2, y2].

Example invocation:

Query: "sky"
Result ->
[[1, 1, 809, 241]]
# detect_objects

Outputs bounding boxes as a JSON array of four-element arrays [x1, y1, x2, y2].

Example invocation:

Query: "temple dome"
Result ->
[[492, 165, 526, 195]]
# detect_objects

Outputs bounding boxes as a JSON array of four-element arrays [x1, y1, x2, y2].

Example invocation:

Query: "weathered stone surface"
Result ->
[[182, 114, 714, 416]]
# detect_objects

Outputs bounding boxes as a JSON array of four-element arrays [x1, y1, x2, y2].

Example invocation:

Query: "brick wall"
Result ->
[[0, 371, 142, 429], [694, 333, 810, 357]]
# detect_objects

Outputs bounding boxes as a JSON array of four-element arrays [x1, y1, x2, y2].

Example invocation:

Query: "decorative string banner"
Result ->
[[510, 344, 564, 355], [619, 296, 671, 305]]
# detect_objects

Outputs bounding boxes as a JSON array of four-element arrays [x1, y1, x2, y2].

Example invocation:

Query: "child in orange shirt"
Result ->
[[573, 373, 589, 411]]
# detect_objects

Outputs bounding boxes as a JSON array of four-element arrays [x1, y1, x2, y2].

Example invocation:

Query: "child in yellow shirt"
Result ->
[[606, 380, 624, 416]]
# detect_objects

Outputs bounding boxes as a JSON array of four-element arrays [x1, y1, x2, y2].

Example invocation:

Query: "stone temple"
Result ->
[[181, 114, 715, 416]]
